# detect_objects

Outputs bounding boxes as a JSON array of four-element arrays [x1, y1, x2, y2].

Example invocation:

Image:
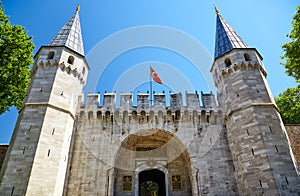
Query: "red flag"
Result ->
[[150, 66, 163, 84]]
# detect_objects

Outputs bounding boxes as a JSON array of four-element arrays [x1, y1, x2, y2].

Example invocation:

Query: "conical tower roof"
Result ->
[[214, 7, 248, 59], [49, 5, 85, 56]]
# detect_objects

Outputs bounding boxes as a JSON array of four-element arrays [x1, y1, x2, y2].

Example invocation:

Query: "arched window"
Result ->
[[67, 55, 75, 65], [175, 110, 181, 121], [132, 111, 137, 121], [97, 111, 102, 120], [224, 58, 232, 67], [140, 111, 146, 123], [105, 111, 110, 123], [244, 53, 251, 61], [167, 110, 172, 116], [141, 111, 146, 117], [48, 51, 55, 59]]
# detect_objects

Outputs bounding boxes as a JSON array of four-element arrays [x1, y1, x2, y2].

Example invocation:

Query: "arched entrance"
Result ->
[[139, 169, 165, 196], [113, 130, 192, 195]]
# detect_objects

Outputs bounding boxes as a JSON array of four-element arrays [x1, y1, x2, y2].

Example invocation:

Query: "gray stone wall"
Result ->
[[211, 48, 300, 195], [64, 92, 237, 195], [0, 145, 8, 173]]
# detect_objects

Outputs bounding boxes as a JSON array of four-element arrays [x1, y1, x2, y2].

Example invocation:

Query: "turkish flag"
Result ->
[[150, 66, 163, 84]]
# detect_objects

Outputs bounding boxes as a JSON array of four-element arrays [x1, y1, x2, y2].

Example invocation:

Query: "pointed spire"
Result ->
[[214, 7, 248, 59], [49, 5, 85, 56]]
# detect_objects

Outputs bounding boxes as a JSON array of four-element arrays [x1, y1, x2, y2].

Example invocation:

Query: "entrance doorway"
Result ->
[[139, 169, 166, 196]]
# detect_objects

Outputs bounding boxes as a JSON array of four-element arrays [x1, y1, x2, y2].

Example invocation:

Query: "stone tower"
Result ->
[[0, 6, 89, 195], [211, 8, 300, 195]]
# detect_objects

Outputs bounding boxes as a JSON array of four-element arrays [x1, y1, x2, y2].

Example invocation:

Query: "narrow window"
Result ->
[[67, 55, 75, 65], [11, 187, 15, 196], [82, 67, 86, 76], [224, 58, 232, 67], [52, 128, 55, 135], [285, 177, 289, 185], [48, 51, 55, 59], [259, 180, 262, 187], [244, 53, 251, 61], [275, 145, 279, 153], [47, 149, 51, 157]]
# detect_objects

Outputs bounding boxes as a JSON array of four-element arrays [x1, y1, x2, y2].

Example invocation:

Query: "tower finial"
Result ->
[[214, 5, 219, 15], [76, 4, 80, 12]]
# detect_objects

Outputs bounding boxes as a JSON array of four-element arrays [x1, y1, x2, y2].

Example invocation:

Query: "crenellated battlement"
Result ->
[[213, 62, 267, 86], [31, 61, 86, 84], [211, 48, 267, 87], [78, 92, 224, 127], [80, 92, 219, 111]]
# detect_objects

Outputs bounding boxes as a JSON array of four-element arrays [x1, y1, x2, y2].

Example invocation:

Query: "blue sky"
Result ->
[[0, 0, 298, 143]]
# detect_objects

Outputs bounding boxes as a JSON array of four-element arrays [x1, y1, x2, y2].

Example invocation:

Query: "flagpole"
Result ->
[[150, 65, 153, 106]]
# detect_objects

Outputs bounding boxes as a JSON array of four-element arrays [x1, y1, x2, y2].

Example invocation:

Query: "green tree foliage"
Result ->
[[275, 86, 300, 124], [276, 6, 300, 124], [0, 7, 34, 114], [281, 6, 300, 82]]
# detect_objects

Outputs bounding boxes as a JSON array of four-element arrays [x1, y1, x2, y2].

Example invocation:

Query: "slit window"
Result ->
[[82, 67, 86, 76], [11, 186, 15, 196]]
